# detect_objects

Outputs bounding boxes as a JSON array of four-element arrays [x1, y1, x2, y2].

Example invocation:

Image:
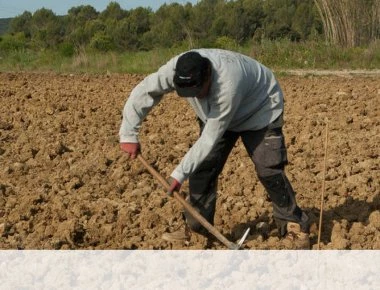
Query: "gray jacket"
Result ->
[[119, 49, 284, 183]]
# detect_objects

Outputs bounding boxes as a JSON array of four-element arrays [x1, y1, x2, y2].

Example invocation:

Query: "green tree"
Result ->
[[65, 5, 100, 48], [114, 7, 152, 50], [68, 5, 98, 22], [85, 19, 106, 38], [223, 0, 265, 43], [4, 0, 328, 52], [146, 3, 190, 48], [100, 2, 128, 20], [68, 27, 89, 47], [262, 0, 299, 40], [0, 32, 28, 51], [67, 5, 98, 31], [30, 8, 64, 48], [9, 11, 32, 38], [90, 32, 115, 51], [190, 0, 224, 44]]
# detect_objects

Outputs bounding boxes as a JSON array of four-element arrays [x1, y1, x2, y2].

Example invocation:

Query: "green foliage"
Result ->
[[189, 0, 222, 43], [67, 5, 98, 25], [59, 42, 75, 57], [214, 36, 238, 50], [65, 5, 100, 47], [248, 39, 380, 69], [365, 39, 380, 68], [68, 27, 89, 47], [261, 0, 321, 41], [292, 2, 315, 39], [1, 0, 326, 52], [90, 32, 115, 51], [0, 18, 11, 35], [100, 2, 128, 20], [1, 40, 378, 73], [112, 7, 152, 50], [218, 0, 265, 43], [9, 12, 32, 37], [29, 8, 64, 49], [146, 4, 189, 48], [0, 32, 28, 51]]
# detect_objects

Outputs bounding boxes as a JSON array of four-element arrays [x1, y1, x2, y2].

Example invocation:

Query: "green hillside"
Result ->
[[0, 18, 11, 35]]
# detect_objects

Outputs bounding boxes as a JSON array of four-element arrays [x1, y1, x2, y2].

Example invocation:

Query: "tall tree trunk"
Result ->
[[314, 0, 379, 47]]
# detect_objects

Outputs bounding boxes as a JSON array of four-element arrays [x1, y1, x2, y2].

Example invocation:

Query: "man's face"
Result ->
[[195, 73, 211, 99]]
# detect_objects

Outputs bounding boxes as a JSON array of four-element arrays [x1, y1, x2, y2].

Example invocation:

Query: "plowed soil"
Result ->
[[0, 71, 379, 250]]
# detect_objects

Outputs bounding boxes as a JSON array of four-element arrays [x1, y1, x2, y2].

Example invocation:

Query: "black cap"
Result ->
[[173, 51, 210, 97]]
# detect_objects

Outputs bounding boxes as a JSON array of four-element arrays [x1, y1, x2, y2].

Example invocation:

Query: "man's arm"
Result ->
[[119, 57, 178, 143], [170, 81, 243, 183]]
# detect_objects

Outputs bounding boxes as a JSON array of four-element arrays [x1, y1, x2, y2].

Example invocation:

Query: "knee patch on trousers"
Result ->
[[261, 134, 288, 168], [253, 130, 288, 177]]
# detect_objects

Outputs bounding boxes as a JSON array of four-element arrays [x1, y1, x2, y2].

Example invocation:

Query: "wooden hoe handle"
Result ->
[[137, 154, 240, 250]]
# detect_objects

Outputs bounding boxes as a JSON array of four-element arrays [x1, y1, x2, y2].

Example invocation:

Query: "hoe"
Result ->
[[137, 155, 250, 250]]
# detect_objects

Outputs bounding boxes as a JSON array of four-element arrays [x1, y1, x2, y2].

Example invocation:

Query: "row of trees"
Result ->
[[1, 0, 378, 54], [2, 0, 322, 53]]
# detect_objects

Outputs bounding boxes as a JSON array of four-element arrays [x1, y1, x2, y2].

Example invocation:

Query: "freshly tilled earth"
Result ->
[[0, 72, 379, 249]]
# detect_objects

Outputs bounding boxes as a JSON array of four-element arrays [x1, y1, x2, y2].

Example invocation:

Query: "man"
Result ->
[[119, 49, 310, 249]]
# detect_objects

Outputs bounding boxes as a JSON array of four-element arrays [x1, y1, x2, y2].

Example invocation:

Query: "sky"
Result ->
[[0, 0, 199, 18]]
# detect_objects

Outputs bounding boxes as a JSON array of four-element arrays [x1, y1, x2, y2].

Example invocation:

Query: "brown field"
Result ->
[[0, 72, 379, 250]]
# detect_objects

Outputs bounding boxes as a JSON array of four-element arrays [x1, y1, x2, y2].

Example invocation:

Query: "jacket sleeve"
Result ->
[[119, 57, 177, 143], [170, 79, 243, 183]]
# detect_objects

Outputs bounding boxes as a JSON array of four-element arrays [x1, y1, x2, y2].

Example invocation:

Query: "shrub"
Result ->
[[214, 36, 238, 50], [0, 32, 28, 51], [59, 42, 75, 57], [90, 32, 115, 52]]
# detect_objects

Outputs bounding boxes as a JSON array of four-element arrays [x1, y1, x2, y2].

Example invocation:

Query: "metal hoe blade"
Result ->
[[229, 227, 251, 250]]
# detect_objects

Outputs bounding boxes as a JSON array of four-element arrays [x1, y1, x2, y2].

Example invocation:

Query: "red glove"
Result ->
[[167, 178, 181, 196], [120, 142, 140, 159]]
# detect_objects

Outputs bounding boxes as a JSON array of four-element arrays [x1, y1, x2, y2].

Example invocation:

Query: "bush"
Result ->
[[214, 36, 238, 50], [59, 42, 75, 57], [0, 32, 28, 51], [90, 32, 115, 52]]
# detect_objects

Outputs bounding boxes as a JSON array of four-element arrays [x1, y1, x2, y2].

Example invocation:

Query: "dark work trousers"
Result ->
[[184, 116, 309, 236]]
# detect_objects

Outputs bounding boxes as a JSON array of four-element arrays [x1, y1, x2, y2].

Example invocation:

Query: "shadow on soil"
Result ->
[[231, 194, 380, 247]]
